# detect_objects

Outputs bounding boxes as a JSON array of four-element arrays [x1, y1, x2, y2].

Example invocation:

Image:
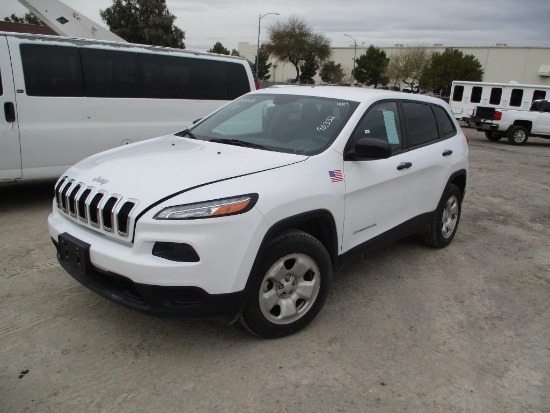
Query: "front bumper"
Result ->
[[52, 237, 248, 323]]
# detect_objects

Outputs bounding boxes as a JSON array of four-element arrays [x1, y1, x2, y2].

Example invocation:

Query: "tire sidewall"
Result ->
[[241, 231, 332, 338], [508, 126, 528, 145]]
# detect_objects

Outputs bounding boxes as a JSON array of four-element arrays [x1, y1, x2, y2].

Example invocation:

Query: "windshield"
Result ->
[[187, 93, 359, 155]]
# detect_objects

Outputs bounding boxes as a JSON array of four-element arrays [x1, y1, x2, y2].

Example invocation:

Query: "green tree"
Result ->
[[3, 12, 44, 25], [230, 49, 240, 56], [320, 61, 344, 84], [299, 53, 319, 84], [253, 46, 272, 81], [354, 45, 389, 87], [100, 0, 185, 48], [208, 41, 230, 55], [263, 16, 330, 81], [420, 48, 484, 95]]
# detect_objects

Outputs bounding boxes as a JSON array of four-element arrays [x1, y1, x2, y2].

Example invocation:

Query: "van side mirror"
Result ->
[[346, 138, 392, 160]]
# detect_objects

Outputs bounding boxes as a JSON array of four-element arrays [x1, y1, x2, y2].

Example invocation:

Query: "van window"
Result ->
[[0, 66, 3, 96], [489, 88, 502, 105], [402, 102, 439, 147], [20, 44, 84, 97], [509, 89, 523, 107], [452, 86, 464, 102], [533, 90, 546, 101], [432, 105, 456, 139], [138, 54, 250, 100], [470, 86, 482, 103], [80, 49, 140, 98]]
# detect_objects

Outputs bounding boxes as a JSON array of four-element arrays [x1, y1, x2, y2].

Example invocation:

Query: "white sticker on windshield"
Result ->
[[383, 110, 400, 144]]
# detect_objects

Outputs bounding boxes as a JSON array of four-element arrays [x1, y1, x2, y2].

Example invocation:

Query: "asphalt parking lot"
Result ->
[[1, 128, 549, 413]]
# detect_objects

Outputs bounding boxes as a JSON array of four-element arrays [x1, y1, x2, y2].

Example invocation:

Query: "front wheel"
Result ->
[[423, 184, 462, 248], [240, 230, 332, 338], [507, 126, 529, 146]]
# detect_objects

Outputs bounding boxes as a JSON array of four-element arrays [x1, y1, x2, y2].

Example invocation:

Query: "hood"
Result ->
[[65, 134, 307, 206]]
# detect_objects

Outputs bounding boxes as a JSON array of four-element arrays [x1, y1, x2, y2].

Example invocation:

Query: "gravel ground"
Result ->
[[0, 128, 549, 413]]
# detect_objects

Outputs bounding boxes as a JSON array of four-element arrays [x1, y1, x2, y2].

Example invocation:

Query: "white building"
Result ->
[[238, 42, 550, 87]]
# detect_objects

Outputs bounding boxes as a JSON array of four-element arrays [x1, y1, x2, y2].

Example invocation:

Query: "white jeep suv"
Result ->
[[48, 87, 468, 338]]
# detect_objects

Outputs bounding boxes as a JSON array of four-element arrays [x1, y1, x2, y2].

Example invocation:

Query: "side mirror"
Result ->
[[346, 138, 392, 160]]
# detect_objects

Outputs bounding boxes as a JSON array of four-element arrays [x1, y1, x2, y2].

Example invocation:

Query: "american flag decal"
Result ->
[[328, 169, 343, 183]]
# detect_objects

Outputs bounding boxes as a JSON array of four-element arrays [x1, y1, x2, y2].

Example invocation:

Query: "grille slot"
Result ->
[[77, 188, 92, 221], [102, 196, 119, 231], [89, 193, 105, 227], [68, 184, 81, 216], [117, 201, 136, 236], [55, 178, 138, 239]]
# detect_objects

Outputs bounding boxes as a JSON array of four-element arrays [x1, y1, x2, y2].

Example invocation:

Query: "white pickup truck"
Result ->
[[469, 100, 550, 145]]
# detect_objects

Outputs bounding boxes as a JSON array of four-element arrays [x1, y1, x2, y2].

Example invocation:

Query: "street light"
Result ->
[[256, 12, 279, 85], [344, 34, 357, 82]]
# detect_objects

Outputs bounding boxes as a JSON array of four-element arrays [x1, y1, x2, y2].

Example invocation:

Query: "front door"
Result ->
[[0, 36, 22, 181]]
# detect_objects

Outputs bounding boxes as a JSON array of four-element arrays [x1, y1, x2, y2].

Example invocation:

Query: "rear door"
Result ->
[[0, 35, 22, 180]]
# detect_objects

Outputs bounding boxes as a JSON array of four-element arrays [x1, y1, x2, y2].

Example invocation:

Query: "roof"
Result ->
[[0, 22, 57, 36]]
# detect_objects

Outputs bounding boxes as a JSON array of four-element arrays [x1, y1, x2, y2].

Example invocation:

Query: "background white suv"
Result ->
[[48, 87, 468, 338]]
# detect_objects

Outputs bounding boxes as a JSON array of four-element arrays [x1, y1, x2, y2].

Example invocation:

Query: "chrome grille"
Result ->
[[55, 177, 139, 239]]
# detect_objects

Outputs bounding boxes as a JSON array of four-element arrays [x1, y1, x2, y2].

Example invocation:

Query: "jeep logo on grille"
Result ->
[[92, 176, 109, 185]]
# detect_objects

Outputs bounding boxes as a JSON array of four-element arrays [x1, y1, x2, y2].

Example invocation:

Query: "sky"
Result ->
[[1, 0, 549, 52]]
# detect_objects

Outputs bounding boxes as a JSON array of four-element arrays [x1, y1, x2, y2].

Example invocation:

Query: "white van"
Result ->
[[0, 32, 255, 182], [449, 81, 550, 121]]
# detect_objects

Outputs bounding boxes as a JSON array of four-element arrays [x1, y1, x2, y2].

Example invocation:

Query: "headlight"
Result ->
[[154, 194, 258, 220]]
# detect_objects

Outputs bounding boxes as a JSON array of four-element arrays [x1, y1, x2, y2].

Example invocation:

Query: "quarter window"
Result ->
[[401, 102, 439, 147], [20, 44, 84, 97], [432, 106, 457, 139], [489, 88, 502, 105], [352, 101, 402, 150]]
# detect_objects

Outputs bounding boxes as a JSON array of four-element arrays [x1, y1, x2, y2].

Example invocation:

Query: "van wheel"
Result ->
[[484, 131, 502, 141], [240, 230, 332, 338], [507, 126, 529, 145], [423, 184, 462, 248]]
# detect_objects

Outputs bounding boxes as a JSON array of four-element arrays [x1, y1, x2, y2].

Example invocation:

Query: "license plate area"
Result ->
[[58, 233, 91, 275]]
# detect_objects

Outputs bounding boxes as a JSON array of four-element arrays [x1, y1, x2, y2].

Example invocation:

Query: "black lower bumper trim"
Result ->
[[52, 239, 247, 324]]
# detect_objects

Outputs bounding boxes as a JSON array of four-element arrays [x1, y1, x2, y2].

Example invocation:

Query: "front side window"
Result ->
[[350, 101, 402, 151], [401, 102, 439, 147], [20, 44, 84, 97], [187, 94, 359, 155]]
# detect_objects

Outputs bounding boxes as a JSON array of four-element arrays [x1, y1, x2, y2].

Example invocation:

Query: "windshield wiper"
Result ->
[[209, 138, 268, 150], [175, 129, 197, 139]]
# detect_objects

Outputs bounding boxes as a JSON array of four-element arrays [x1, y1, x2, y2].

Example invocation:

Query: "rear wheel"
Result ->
[[484, 131, 502, 141], [423, 184, 462, 248], [507, 126, 529, 146], [239, 230, 332, 338]]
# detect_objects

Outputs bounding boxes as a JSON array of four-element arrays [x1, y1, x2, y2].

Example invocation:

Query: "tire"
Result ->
[[507, 126, 529, 146], [239, 230, 332, 338], [484, 131, 502, 141], [423, 184, 462, 248]]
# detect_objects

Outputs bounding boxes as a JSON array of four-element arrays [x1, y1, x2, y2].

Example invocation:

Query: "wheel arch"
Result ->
[[446, 169, 467, 201], [512, 120, 532, 132]]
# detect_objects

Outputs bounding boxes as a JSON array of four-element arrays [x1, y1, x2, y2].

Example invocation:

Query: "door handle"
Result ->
[[397, 162, 412, 170], [442, 149, 453, 156], [4, 102, 16, 123]]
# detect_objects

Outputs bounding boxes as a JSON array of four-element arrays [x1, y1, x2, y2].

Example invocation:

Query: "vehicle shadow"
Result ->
[[0, 179, 57, 210]]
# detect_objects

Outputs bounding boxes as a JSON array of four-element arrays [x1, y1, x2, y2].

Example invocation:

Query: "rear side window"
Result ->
[[509, 89, 523, 107], [452, 86, 464, 102], [489, 88, 502, 105], [80, 49, 140, 98], [139, 54, 250, 100], [533, 90, 546, 102], [432, 106, 457, 139], [470, 86, 482, 103], [402, 102, 439, 147], [20, 44, 84, 97]]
